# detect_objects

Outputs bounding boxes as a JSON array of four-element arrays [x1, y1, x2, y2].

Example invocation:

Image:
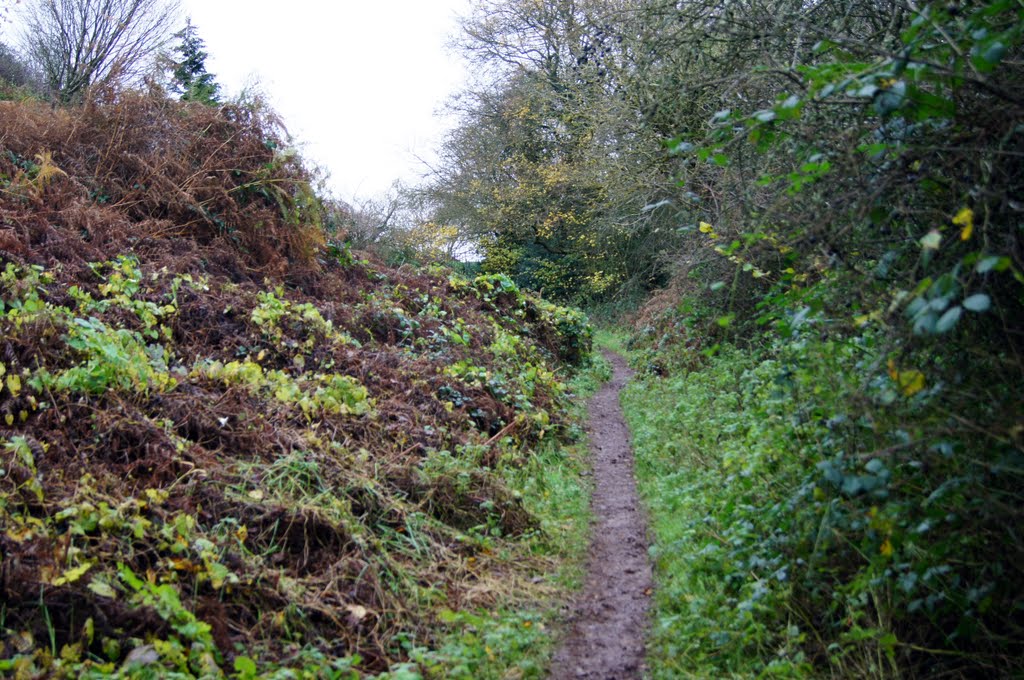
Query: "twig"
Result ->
[[484, 418, 519, 447]]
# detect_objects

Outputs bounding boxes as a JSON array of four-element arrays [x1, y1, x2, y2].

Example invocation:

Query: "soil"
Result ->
[[549, 350, 652, 679]]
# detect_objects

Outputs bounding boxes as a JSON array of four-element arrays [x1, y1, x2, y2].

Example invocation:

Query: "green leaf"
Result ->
[[234, 656, 258, 678], [857, 84, 879, 98], [963, 293, 991, 312], [907, 87, 955, 119], [780, 94, 801, 109], [976, 256, 1010, 273], [88, 579, 118, 599], [919, 230, 942, 251], [913, 311, 938, 335], [935, 306, 962, 333], [973, 41, 1006, 72]]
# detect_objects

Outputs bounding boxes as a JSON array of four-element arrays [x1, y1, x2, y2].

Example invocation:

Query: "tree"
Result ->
[[170, 18, 219, 105], [21, 0, 180, 102], [429, 0, 682, 303], [0, 41, 43, 92]]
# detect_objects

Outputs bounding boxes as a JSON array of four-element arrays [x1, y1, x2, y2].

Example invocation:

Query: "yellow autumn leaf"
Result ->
[[51, 562, 93, 586], [895, 370, 926, 396], [7, 524, 37, 542], [953, 207, 974, 241], [698, 222, 714, 233]]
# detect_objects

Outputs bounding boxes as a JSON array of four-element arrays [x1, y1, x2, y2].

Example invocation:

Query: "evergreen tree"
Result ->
[[171, 19, 220, 105]]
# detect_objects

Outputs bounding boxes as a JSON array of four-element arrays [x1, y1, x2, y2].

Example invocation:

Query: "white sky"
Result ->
[[179, 0, 472, 203]]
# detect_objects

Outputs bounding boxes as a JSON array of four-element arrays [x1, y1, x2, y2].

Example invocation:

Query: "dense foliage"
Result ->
[[612, 0, 1023, 676], [429, 0, 1023, 675]]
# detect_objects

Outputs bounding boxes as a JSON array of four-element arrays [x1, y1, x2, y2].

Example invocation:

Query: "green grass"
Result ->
[[396, 355, 608, 679], [621, 346, 813, 679], [592, 327, 629, 356], [620, 320, 1024, 678]]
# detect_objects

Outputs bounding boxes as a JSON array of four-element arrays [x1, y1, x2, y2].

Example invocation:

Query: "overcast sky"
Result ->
[[178, 0, 472, 203]]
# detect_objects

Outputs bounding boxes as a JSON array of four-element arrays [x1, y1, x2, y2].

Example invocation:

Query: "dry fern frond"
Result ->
[[31, 151, 68, 193]]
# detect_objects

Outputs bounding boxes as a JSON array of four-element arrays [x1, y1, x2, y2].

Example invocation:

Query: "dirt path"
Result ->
[[548, 350, 652, 679]]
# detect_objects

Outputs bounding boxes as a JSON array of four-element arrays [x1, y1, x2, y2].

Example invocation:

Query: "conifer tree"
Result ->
[[171, 18, 219, 105]]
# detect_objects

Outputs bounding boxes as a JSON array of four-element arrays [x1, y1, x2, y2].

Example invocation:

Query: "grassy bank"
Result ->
[[399, 355, 609, 679]]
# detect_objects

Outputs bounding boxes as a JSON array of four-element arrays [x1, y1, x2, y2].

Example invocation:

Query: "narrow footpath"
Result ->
[[549, 351, 652, 679]]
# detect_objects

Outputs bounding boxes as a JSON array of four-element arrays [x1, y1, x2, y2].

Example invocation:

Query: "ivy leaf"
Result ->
[[963, 294, 991, 312], [919, 230, 942, 251], [935, 305, 962, 333], [975, 256, 1009, 273], [52, 562, 93, 586]]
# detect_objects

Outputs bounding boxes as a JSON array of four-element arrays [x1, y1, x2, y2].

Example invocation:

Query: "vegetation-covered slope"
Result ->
[[0, 93, 593, 677]]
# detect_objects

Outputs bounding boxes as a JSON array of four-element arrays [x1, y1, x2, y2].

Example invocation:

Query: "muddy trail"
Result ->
[[549, 350, 652, 679]]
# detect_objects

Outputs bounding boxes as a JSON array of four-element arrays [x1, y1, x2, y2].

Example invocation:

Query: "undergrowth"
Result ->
[[621, 314, 1023, 678], [0, 93, 596, 677]]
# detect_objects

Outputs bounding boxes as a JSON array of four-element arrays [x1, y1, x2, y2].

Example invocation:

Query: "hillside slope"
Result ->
[[0, 93, 592, 677]]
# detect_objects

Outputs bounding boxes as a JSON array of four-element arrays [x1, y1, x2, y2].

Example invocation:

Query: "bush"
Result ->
[[625, 309, 1024, 678]]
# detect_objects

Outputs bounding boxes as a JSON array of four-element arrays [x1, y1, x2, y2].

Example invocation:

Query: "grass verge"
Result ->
[[401, 355, 610, 678], [619, 327, 1024, 678]]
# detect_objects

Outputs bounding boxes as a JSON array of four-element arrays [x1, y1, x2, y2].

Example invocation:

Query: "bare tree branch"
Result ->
[[21, 0, 180, 102]]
